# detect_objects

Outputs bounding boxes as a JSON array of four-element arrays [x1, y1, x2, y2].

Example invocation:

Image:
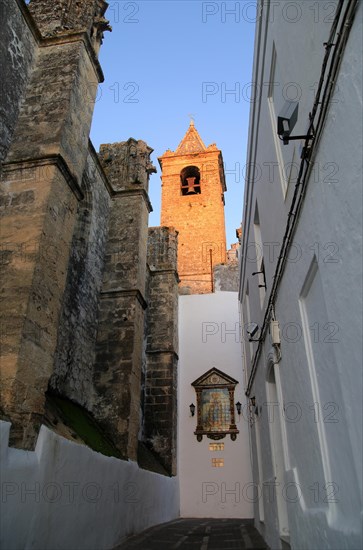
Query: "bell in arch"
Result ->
[[186, 176, 197, 194]]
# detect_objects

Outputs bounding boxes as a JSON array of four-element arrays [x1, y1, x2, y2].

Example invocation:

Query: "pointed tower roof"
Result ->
[[175, 120, 206, 155]]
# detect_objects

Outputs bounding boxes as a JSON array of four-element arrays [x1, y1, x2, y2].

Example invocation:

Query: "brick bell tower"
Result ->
[[159, 121, 227, 294]]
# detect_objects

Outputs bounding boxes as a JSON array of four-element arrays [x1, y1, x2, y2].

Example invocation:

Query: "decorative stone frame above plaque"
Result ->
[[191, 368, 239, 442]]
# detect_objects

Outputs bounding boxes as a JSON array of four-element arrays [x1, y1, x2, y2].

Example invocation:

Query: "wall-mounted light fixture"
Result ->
[[277, 101, 314, 145], [189, 403, 196, 417], [235, 401, 242, 415], [247, 323, 260, 342], [252, 270, 266, 289]]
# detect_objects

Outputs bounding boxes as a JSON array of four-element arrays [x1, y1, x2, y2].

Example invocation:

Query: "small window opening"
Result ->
[[180, 166, 201, 195]]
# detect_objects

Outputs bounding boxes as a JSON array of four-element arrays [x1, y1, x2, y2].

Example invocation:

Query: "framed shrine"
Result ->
[[191, 368, 239, 441]]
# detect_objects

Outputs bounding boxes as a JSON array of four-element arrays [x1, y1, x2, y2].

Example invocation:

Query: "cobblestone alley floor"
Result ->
[[113, 518, 269, 549]]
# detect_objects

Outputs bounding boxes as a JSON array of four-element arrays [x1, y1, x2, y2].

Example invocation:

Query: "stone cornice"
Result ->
[[158, 147, 223, 167], [16, 0, 104, 83], [148, 268, 180, 283], [100, 288, 148, 310], [146, 349, 179, 361], [111, 188, 153, 213], [1, 155, 84, 201], [41, 33, 104, 83]]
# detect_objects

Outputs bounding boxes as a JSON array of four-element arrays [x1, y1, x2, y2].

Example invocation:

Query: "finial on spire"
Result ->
[[188, 113, 195, 126]]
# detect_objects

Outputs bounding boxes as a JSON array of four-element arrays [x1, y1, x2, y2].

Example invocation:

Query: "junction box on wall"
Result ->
[[270, 320, 281, 345]]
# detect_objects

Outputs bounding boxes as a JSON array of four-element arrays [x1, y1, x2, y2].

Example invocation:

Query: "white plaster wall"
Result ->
[[0, 421, 179, 550], [178, 292, 253, 518], [239, 1, 363, 549]]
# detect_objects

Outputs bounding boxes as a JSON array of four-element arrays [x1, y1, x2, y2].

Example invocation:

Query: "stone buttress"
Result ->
[[0, 0, 110, 447], [94, 139, 156, 462], [144, 227, 179, 474]]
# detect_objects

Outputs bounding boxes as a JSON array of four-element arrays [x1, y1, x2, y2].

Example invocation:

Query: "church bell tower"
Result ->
[[159, 121, 227, 294]]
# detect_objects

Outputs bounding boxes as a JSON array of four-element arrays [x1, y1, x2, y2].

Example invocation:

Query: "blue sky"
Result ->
[[90, 1, 257, 246]]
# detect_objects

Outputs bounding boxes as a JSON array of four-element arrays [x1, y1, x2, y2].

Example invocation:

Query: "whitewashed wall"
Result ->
[[239, 1, 363, 549], [0, 421, 179, 550], [178, 292, 253, 518]]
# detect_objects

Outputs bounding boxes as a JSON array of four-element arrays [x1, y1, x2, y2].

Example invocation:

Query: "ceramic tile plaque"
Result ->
[[192, 368, 239, 442]]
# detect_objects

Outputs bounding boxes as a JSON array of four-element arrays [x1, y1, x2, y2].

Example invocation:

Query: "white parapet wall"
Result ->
[[0, 421, 179, 550]]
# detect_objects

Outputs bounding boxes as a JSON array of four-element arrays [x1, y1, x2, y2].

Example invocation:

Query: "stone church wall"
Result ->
[[91, 139, 156, 463], [49, 145, 111, 408], [144, 227, 179, 475], [0, 0, 38, 163], [0, 0, 105, 447], [0, 0, 179, 476]]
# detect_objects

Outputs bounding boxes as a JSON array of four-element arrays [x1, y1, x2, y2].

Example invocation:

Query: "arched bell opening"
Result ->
[[180, 165, 201, 195]]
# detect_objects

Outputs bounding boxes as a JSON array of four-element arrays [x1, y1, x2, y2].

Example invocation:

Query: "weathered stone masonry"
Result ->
[[94, 139, 156, 462], [1, 0, 108, 447], [145, 227, 179, 475], [0, 0, 38, 164], [0, 0, 179, 475], [49, 143, 111, 409]]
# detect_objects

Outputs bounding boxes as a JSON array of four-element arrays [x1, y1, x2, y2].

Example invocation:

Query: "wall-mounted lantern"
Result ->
[[277, 101, 314, 145], [189, 403, 196, 417], [235, 401, 242, 415]]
